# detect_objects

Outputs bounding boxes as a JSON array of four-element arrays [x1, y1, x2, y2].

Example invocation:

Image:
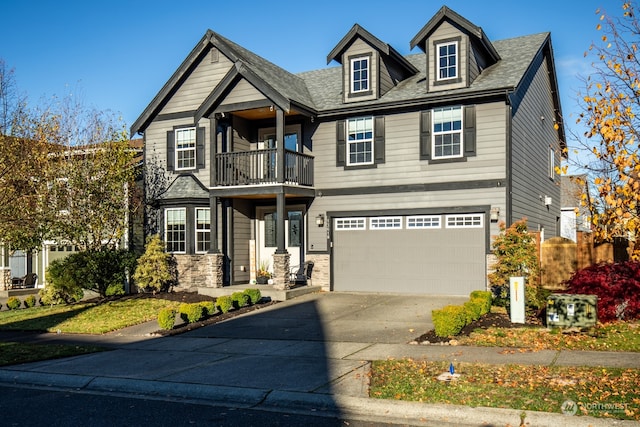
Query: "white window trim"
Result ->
[[548, 146, 555, 180], [175, 127, 196, 171], [195, 207, 211, 254], [406, 215, 441, 229], [436, 40, 458, 81], [346, 116, 374, 166], [350, 56, 370, 93], [165, 208, 187, 253], [335, 217, 367, 230], [432, 106, 463, 160], [370, 216, 402, 229], [446, 214, 483, 228]]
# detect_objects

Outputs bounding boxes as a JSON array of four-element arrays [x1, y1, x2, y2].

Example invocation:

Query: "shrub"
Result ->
[[216, 295, 233, 313], [41, 258, 85, 305], [563, 261, 640, 322], [157, 308, 177, 330], [244, 288, 261, 305], [199, 300, 216, 317], [133, 235, 175, 293], [44, 249, 135, 299], [463, 299, 483, 323], [6, 297, 21, 310], [231, 291, 249, 309], [178, 303, 205, 323], [23, 294, 37, 308], [488, 219, 542, 311], [432, 305, 467, 337], [470, 290, 492, 315], [105, 283, 125, 297]]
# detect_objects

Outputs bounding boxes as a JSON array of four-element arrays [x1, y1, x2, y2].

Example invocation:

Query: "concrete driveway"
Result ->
[[183, 291, 468, 344]]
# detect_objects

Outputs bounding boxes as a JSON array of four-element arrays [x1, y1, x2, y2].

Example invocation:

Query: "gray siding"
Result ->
[[510, 54, 562, 237], [232, 200, 251, 284], [162, 48, 234, 114], [220, 79, 266, 106], [313, 103, 507, 189]]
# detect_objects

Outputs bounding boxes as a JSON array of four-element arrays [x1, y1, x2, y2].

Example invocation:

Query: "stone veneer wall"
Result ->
[[172, 254, 224, 291], [1, 268, 10, 290], [305, 254, 329, 291]]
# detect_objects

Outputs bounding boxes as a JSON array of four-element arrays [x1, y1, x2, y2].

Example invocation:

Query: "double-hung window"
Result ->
[[175, 127, 196, 170], [437, 41, 458, 80], [165, 208, 186, 253], [350, 56, 369, 93], [433, 106, 463, 159], [195, 208, 211, 253], [347, 116, 374, 165]]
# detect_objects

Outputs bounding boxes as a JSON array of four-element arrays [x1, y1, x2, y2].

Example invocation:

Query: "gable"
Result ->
[[161, 47, 235, 116], [219, 78, 268, 107]]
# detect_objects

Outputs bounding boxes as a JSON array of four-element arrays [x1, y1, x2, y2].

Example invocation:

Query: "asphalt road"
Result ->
[[0, 384, 461, 427]]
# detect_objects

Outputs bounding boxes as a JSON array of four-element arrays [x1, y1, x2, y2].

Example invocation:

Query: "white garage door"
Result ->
[[332, 214, 486, 295]]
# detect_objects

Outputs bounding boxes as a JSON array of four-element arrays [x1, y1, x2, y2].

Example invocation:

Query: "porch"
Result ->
[[198, 282, 323, 301]]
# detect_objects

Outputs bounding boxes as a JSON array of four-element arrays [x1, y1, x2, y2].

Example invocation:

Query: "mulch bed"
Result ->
[[413, 310, 544, 344]]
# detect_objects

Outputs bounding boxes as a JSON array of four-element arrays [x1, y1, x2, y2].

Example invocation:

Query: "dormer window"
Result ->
[[436, 41, 458, 80], [350, 56, 369, 93]]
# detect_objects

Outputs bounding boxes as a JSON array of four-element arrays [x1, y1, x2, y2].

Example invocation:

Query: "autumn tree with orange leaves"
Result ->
[[570, 1, 640, 259]]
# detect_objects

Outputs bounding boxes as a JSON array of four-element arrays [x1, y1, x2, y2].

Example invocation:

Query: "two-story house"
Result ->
[[131, 6, 565, 296]]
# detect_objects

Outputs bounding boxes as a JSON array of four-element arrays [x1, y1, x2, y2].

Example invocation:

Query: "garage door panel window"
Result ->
[[335, 218, 366, 230], [370, 217, 402, 229], [407, 215, 441, 229], [446, 214, 483, 228]]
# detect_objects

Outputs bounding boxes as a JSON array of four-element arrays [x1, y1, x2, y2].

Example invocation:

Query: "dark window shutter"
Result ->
[[374, 116, 385, 164], [196, 126, 206, 169], [419, 111, 431, 160], [167, 130, 175, 171], [464, 105, 476, 157], [336, 120, 346, 167]]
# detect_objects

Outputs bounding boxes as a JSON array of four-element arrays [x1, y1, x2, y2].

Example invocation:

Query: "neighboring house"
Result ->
[[1, 139, 143, 290], [560, 175, 591, 242], [131, 6, 566, 296]]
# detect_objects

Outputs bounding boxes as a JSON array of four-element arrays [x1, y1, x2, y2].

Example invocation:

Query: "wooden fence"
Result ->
[[539, 232, 629, 289]]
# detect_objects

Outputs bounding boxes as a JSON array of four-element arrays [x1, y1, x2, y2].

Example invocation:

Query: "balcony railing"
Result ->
[[215, 149, 314, 187]]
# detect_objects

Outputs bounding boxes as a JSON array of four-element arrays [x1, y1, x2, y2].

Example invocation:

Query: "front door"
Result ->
[[257, 208, 304, 273]]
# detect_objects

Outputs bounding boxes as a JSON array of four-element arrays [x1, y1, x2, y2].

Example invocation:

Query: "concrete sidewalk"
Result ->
[[0, 292, 637, 426]]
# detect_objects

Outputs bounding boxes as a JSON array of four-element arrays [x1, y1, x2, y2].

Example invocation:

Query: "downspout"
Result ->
[[505, 90, 514, 227]]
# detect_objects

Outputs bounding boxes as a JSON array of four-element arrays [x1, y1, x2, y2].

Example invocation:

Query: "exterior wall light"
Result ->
[[315, 214, 325, 227]]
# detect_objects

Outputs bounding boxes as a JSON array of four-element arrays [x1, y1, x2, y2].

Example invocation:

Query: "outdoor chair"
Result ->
[[289, 261, 314, 286], [10, 273, 38, 289]]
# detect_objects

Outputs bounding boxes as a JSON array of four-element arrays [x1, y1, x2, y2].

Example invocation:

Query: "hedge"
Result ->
[[432, 291, 493, 337]]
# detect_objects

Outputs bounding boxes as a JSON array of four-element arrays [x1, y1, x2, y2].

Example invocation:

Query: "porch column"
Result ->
[[209, 116, 217, 187], [275, 191, 286, 254], [276, 107, 285, 184], [209, 195, 219, 253], [275, 107, 287, 256]]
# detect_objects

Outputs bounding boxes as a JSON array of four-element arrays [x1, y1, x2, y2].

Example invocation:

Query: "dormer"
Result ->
[[410, 6, 500, 93], [327, 24, 418, 104]]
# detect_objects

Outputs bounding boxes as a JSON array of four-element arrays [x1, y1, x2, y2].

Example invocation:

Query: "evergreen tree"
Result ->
[[133, 235, 173, 293]]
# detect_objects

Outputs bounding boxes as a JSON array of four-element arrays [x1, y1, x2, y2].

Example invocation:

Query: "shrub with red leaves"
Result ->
[[563, 261, 640, 322]]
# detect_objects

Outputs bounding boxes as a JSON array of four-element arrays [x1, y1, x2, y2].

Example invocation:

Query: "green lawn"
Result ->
[[0, 296, 182, 366], [370, 359, 640, 421], [0, 297, 181, 334]]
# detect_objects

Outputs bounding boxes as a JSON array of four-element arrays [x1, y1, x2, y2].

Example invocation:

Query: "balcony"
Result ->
[[215, 149, 314, 187]]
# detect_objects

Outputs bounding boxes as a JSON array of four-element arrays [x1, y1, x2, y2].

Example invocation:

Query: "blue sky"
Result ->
[[1, 0, 611, 140]]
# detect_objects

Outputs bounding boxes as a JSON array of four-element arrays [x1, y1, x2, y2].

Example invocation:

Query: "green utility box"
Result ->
[[546, 294, 598, 328]]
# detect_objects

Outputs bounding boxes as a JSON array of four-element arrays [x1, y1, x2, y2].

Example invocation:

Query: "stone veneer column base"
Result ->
[[272, 252, 290, 290]]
